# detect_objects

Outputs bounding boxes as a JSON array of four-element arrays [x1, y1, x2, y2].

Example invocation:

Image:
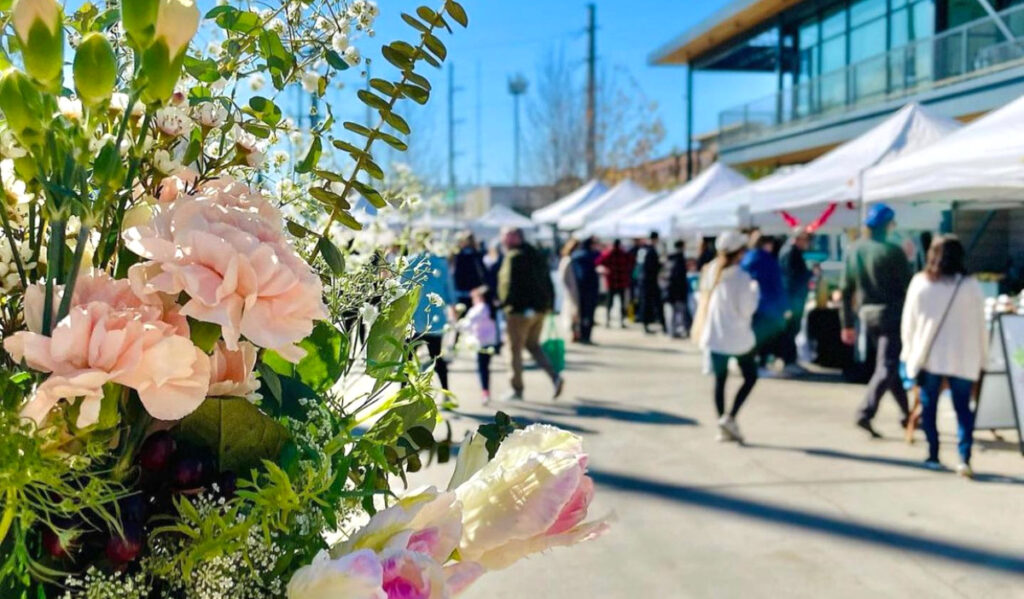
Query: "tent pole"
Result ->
[[967, 210, 997, 254]]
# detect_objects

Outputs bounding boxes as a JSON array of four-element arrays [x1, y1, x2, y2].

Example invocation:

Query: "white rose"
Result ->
[[286, 550, 385, 599]]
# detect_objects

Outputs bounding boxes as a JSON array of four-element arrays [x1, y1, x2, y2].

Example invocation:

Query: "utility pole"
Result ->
[[475, 61, 483, 186], [585, 3, 597, 179], [447, 63, 460, 219], [508, 74, 528, 187]]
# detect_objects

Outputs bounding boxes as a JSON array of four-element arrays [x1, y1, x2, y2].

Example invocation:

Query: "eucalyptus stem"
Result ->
[[0, 488, 16, 548], [40, 219, 66, 336], [56, 226, 91, 323]]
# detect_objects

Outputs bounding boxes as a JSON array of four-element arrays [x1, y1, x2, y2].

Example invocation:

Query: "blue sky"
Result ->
[[359, 0, 778, 186]]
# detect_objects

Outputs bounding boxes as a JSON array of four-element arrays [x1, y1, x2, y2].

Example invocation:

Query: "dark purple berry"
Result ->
[[171, 455, 207, 489], [217, 471, 237, 499], [42, 528, 71, 559], [105, 524, 143, 564], [120, 494, 148, 524], [138, 431, 175, 472]]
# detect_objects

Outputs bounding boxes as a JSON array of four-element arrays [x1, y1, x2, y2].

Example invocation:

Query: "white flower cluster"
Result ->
[[0, 236, 33, 292], [348, 0, 379, 32], [60, 567, 152, 599]]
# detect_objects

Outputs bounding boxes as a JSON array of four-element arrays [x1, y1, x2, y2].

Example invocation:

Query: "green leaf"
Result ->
[[313, 169, 345, 183], [344, 121, 375, 138], [213, 7, 262, 33], [335, 210, 364, 231], [351, 180, 386, 208], [406, 72, 432, 91], [332, 139, 369, 160], [382, 111, 411, 135], [401, 12, 429, 33], [324, 49, 351, 71], [310, 186, 350, 210], [366, 288, 420, 380], [370, 78, 397, 97], [445, 0, 469, 27], [286, 219, 310, 238], [258, 362, 282, 402], [248, 95, 283, 126], [295, 136, 322, 174], [317, 237, 346, 276], [363, 157, 385, 180], [382, 45, 412, 71], [416, 6, 447, 28], [423, 34, 447, 61], [378, 132, 408, 152], [183, 56, 221, 83], [399, 83, 429, 104], [262, 321, 349, 394], [176, 397, 290, 472], [357, 89, 390, 111], [187, 317, 222, 354]]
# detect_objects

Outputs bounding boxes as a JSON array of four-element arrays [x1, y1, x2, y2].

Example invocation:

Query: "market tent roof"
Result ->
[[580, 190, 670, 238], [473, 204, 536, 230], [558, 179, 649, 230], [673, 167, 799, 234], [749, 103, 961, 216], [531, 179, 607, 225], [864, 94, 1024, 205], [614, 163, 750, 237]]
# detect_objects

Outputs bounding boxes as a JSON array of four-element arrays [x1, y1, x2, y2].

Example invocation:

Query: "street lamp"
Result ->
[[507, 73, 528, 187]]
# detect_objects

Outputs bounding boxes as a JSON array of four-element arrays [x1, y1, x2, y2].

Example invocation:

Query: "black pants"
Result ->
[[423, 334, 449, 390], [606, 288, 627, 326], [477, 351, 492, 392], [711, 352, 758, 418], [777, 311, 803, 366], [858, 325, 909, 422], [639, 284, 666, 332], [578, 291, 599, 342]]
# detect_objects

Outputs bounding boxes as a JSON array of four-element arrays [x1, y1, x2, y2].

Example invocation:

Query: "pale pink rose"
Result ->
[[287, 549, 386, 599], [125, 176, 327, 362], [208, 340, 259, 398], [379, 549, 450, 599], [155, 167, 199, 203], [4, 301, 210, 428], [335, 487, 463, 564], [453, 425, 609, 570]]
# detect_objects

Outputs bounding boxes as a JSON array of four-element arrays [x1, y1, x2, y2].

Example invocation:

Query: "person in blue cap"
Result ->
[[840, 203, 914, 438]]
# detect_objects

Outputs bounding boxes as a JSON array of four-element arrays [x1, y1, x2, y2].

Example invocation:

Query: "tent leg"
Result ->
[[966, 210, 998, 254]]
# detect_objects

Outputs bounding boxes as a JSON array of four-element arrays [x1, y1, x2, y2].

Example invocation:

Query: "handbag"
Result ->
[[540, 313, 566, 374], [689, 261, 724, 344], [904, 275, 965, 442]]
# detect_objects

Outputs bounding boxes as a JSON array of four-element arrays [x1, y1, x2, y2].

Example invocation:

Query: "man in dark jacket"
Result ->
[[571, 237, 601, 343], [452, 232, 486, 308], [841, 204, 913, 438], [778, 228, 814, 376], [741, 231, 787, 364], [667, 240, 690, 338], [636, 231, 667, 334], [498, 227, 564, 401], [595, 239, 633, 328]]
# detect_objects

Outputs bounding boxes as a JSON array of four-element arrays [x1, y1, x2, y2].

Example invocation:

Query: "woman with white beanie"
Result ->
[[695, 230, 761, 442]]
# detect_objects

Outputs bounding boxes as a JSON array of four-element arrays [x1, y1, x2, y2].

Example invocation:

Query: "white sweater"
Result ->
[[900, 273, 987, 382], [699, 263, 760, 356]]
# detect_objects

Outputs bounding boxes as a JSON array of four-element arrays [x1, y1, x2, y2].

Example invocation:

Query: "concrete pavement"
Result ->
[[410, 324, 1024, 598]]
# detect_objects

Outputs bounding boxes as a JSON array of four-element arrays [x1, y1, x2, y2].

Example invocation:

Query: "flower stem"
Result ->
[[0, 488, 16, 548], [0, 193, 27, 289], [55, 226, 90, 323], [40, 219, 66, 335]]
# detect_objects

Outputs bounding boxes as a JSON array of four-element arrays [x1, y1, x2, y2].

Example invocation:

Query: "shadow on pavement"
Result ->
[[512, 398, 698, 427], [577, 342, 685, 355], [589, 469, 1024, 575], [452, 410, 599, 435], [743, 444, 1024, 486]]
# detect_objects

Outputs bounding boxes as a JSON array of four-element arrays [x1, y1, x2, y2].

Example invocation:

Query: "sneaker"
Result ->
[[757, 367, 778, 379], [923, 458, 944, 471], [481, 391, 491, 405], [502, 390, 524, 402], [856, 417, 882, 439], [781, 363, 807, 378], [720, 415, 744, 444], [716, 418, 734, 442], [552, 376, 565, 400], [956, 463, 974, 479]]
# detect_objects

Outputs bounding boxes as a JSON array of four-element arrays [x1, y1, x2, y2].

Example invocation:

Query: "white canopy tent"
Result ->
[[531, 179, 607, 225], [863, 94, 1024, 206], [472, 204, 536, 233], [746, 103, 959, 230], [579, 190, 670, 238], [673, 167, 799, 234], [558, 179, 649, 230], [614, 163, 750, 238]]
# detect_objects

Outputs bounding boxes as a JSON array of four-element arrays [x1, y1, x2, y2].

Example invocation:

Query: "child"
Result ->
[[460, 286, 499, 403]]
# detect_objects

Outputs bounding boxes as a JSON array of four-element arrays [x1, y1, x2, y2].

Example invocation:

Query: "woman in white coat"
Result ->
[[557, 238, 581, 341], [901, 236, 986, 478], [698, 231, 761, 443]]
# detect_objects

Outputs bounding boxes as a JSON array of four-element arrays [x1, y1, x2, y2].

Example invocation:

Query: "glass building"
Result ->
[[653, 0, 1024, 168]]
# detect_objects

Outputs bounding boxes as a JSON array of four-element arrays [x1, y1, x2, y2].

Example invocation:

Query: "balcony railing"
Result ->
[[718, 4, 1024, 148]]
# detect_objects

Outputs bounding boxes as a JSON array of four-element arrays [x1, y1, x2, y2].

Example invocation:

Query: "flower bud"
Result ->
[[12, 0, 64, 90], [121, 0, 160, 48], [140, 0, 199, 104], [0, 69, 44, 146], [73, 33, 117, 106]]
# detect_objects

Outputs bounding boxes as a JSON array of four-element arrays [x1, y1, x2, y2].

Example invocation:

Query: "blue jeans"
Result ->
[[917, 370, 975, 464]]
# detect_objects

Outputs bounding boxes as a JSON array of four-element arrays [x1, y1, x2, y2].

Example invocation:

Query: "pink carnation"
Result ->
[[4, 300, 210, 428], [208, 340, 259, 398], [125, 177, 327, 362]]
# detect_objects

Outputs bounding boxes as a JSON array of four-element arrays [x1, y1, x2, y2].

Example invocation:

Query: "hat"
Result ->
[[865, 203, 895, 229], [716, 230, 748, 254]]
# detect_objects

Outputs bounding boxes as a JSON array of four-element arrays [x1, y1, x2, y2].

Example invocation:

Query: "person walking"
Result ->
[[408, 237, 455, 391], [571, 236, 601, 344], [741, 231, 787, 369], [667, 240, 691, 338], [452, 231, 487, 309], [596, 239, 633, 328], [698, 231, 760, 443], [557, 238, 581, 341], [901, 236, 986, 478], [841, 203, 914, 438], [636, 231, 667, 334], [459, 285, 501, 404], [778, 228, 814, 376], [498, 227, 564, 401]]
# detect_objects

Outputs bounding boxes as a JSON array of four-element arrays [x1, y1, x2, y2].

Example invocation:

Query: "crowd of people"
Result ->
[[407, 203, 989, 479]]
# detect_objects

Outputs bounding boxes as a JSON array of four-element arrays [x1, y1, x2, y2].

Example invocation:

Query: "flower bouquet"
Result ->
[[0, 0, 607, 597]]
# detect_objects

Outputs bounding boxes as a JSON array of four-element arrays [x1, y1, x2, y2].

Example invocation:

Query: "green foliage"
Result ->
[[176, 397, 290, 473], [365, 288, 421, 381], [262, 321, 349, 395]]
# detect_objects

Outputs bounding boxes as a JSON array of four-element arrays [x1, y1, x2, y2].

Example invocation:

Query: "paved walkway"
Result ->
[[411, 324, 1024, 598]]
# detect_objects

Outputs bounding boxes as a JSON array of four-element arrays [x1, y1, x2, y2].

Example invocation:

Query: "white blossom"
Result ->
[[56, 97, 84, 121], [427, 292, 445, 308], [249, 72, 266, 91], [152, 148, 181, 174], [0, 129, 27, 159], [343, 46, 360, 67], [359, 303, 380, 325], [195, 101, 228, 128], [300, 71, 320, 94], [154, 106, 191, 137]]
